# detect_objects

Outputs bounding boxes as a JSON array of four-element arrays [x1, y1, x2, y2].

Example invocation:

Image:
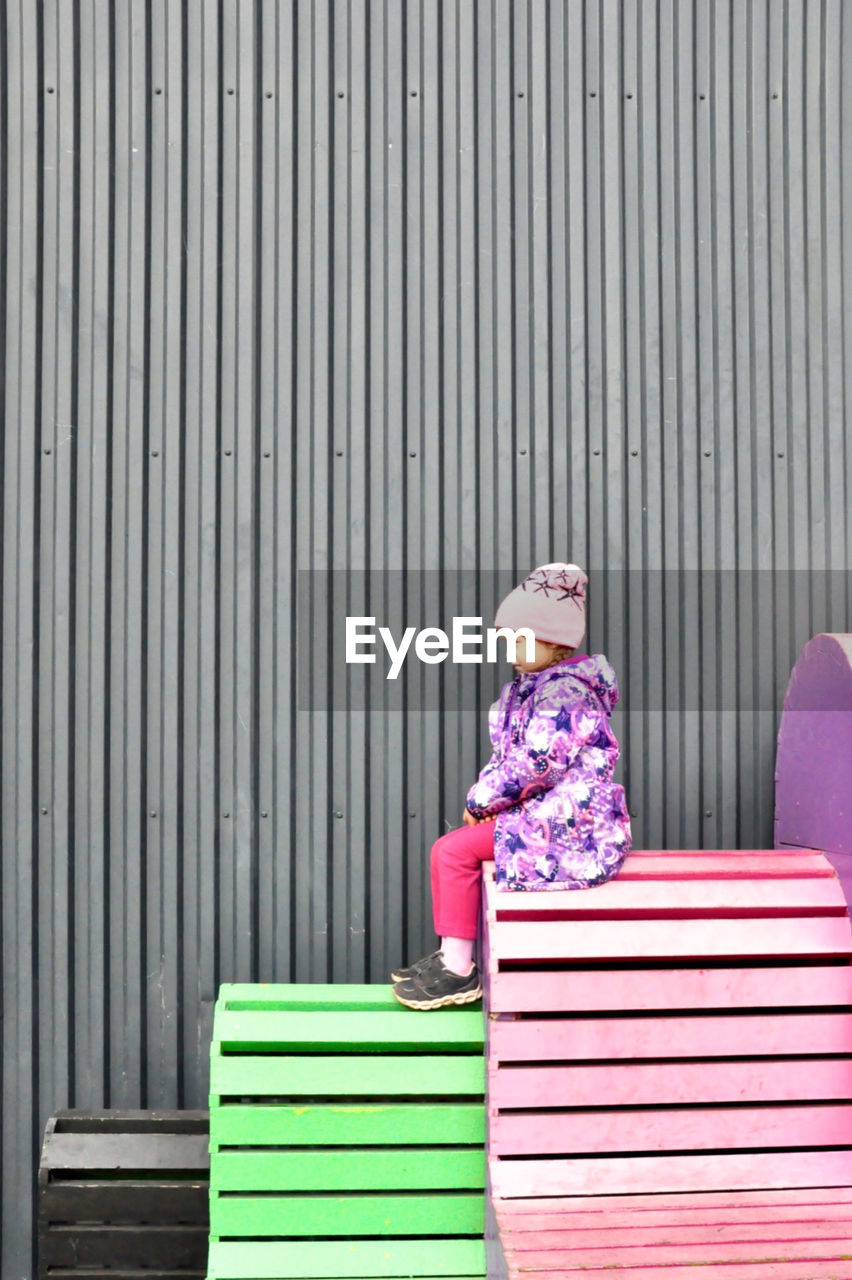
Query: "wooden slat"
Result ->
[[484, 853, 835, 891], [502, 1218, 852, 1248], [210, 1101, 485, 1146], [489, 1148, 852, 1199], [47, 1110, 208, 1134], [489, 1011, 852, 1060], [503, 1238, 852, 1270], [488, 916, 852, 962], [40, 1131, 209, 1171], [489, 1057, 852, 1108], [496, 1200, 852, 1231], [39, 1181, 208, 1224], [41, 1224, 208, 1269], [218, 982, 419, 1010], [492, 1186, 852, 1214], [490, 1103, 852, 1156], [488, 878, 848, 916], [486, 964, 852, 1012], [496, 1265, 852, 1280], [209, 1190, 484, 1237], [205, 1237, 487, 1278], [213, 1007, 484, 1052], [209, 1051, 486, 1097], [211, 1146, 486, 1192]]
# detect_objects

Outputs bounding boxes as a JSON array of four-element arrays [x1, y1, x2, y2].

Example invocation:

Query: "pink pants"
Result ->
[[431, 821, 496, 941]]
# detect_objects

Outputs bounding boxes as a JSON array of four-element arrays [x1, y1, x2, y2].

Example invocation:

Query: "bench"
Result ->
[[38, 1110, 209, 1280], [482, 850, 852, 1277], [206, 982, 487, 1279]]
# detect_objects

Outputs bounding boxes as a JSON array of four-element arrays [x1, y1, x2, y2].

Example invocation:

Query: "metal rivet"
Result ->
[[46, 86, 54, 94], [704, 450, 711, 457], [409, 811, 417, 818], [223, 812, 230, 818], [264, 450, 271, 458], [151, 449, 159, 457], [41, 807, 48, 815], [517, 90, 525, 98], [227, 88, 234, 95], [705, 810, 712, 817], [337, 91, 344, 98], [155, 88, 162, 95], [699, 93, 706, 100], [630, 809, 637, 817], [224, 449, 232, 456], [593, 448, 601, 456], [410, 89, 418, 97], [626, 92, 633, 99], [631, 449, 638, 457], [44, 447, 52, 455], [777, 451, 784, 458], [519, 449, 527, 456], [590, 91, 597, 98], [772, 92, 779, 99], [409, 451, 417, 458], [336, 450, 343, 457], [265, 91, 273, 99], [335, 811, 343, 819], [150, 810, 157, 818], [261, 810, 268, 818]]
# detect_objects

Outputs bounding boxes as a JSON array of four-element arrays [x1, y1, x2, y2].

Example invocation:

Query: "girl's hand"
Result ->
[[462, 808, 478, 826]]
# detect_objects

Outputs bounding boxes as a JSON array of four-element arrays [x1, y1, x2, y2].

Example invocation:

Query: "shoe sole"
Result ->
[[392, 985, 482, 1011]]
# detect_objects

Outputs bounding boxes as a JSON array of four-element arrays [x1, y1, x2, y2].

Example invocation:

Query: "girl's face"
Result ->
[[513, 638, 574, 674]]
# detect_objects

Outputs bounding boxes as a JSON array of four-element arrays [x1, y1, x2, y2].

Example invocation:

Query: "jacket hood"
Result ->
[[534, 652, 620, 714]]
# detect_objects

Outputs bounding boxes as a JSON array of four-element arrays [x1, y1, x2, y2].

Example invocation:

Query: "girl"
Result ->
[[392, 563, 632, 1010]]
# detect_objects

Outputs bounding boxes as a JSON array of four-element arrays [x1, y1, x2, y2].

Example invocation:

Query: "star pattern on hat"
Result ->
[[521, 566, 585, 605]]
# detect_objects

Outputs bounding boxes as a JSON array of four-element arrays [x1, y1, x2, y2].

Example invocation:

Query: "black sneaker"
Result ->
[[390, 949, 442, 984], [392, 957, 482, 1010]]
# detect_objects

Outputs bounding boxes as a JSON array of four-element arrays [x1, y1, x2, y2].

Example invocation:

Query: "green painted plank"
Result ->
[[213, 1009, 484, 1053], [206, 1238, 486, 1278], [210, 1102, 485, 1146], [218, 983, 474, 1013], [210, 1146, 486, 1191], [209, 1053, 486, 1098], [209, 1190, 485, 1237]]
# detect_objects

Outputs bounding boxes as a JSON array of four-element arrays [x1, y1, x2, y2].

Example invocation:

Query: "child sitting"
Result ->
[[392, 563, 632, 1010]]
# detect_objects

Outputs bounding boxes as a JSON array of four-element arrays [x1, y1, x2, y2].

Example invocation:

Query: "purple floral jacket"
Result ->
[[466, 653, 632, 890]]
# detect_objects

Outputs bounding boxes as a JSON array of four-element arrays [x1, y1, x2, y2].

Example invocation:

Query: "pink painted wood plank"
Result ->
[[499, 1264, 852, 1280], [489, 915, 852, 962], [497, 1202, 852, 1232], [492, 1186, 852, 1214], [488, 878, 848, 916], [490, 1104, 852, 1157], [488, 1011, 852, 1061], [623, 849, 827, 859], [489, 1148, 852, 1199], [504, 1239, 852, 1269], [489, 1058, 852, 1108], [502, 1219, 852, 1249], [487, 965, 852, 1013]]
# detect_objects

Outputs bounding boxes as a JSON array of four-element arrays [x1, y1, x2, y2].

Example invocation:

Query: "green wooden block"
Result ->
[[209, 1052, 486, 1099], [209, 1190, 485, 1237], [210, 1146, 486, 1192], [210, 1101, 486, 1147], [213, 1008, 484, 1053], [206, 1237, 486, 1278]]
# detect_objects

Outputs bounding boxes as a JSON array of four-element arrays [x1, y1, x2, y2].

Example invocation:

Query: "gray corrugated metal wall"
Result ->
[[2, 1, 851, 1274]]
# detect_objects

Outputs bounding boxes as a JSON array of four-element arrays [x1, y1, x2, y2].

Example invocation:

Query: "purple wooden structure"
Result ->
[[775, 633, 852, 907]]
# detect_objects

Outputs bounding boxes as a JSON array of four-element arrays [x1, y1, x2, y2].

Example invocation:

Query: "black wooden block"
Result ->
[[38, 1111, 209, 1279]]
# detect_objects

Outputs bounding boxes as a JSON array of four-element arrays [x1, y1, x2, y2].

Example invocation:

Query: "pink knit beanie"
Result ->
[[494, 563, 588, 648]]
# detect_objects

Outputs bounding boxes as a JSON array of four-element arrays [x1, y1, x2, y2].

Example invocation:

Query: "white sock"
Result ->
[[441, 936, 475, 976]]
